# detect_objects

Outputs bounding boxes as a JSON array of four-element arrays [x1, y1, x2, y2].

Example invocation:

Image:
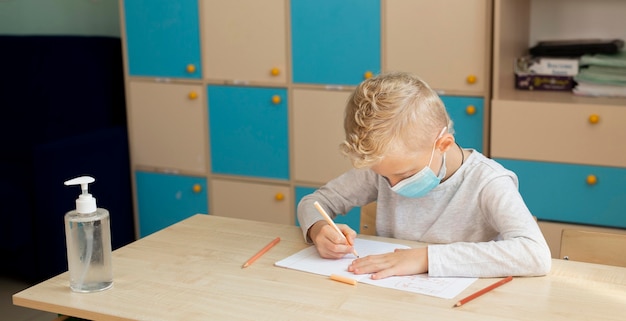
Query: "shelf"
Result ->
[[495, 88, 626, 107], [493, 0, 626, 107]]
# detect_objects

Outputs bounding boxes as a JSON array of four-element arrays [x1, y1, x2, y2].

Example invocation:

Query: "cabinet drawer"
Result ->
[[208, 85, 289, 180], [496, 159, 626, 228], [491, 100, 626, 167], [440, 96, 484, 152], [129, 81, 207, 174], [211, 179, 291, 224], [135, 171, 208, 237], [293, 89, 353, 183]]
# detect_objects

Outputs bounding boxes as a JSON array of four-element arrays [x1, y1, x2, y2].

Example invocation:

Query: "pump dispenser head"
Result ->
[[64, 176, 97, 214]]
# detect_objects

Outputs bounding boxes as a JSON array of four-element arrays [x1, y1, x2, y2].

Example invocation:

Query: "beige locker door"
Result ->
[[128, 81, 207, 174], [201, 0, 287, 84], [384, 0, 490, 95], [292, 89, 354, 184], [211, 179, 292, 224]]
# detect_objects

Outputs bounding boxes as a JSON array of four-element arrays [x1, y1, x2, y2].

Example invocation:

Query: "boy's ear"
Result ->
[[436, 134, 455, 152]]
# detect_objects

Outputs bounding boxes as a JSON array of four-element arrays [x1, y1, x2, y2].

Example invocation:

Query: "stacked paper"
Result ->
[[574, 51, 626, 97]]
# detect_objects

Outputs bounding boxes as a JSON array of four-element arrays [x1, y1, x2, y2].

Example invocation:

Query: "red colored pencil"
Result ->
[[453, 276, 513, 307], [241, 237, 281, 268]]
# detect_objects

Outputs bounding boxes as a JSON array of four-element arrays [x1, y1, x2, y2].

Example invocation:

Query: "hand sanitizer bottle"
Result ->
[[64, 176, 113, 292]]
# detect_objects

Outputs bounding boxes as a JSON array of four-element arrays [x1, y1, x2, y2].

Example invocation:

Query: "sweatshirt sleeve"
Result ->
[[297, 169, 379, 243], [427, 176, 552, 277]]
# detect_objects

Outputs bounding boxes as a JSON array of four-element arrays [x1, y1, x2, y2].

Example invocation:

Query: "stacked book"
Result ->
[[514, 39, 624, 93], [574, 51, 626, 98], [514, 55, 578, 91]]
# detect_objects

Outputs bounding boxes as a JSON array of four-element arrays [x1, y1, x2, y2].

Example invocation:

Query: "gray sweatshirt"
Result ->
[[297, 150, 552, 277]]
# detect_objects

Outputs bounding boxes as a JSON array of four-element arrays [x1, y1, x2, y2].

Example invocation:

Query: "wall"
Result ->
[[0, 0, 120, 37], [529, 0, 626, 45]]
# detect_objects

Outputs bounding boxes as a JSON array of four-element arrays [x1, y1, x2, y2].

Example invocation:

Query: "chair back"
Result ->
[[560, 229, 626, 267], [360, 202, 377, 235]]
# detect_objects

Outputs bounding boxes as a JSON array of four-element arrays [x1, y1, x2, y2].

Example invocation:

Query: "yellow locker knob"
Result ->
[[364, 71, 374, 79], [192, 184, 203, 193], [466, 105, 476, 115], [270, 67, 280, 76], [275, 192, 285, 201], [586, 175, 597, 186], [188, 91, 198, 100], [466, 75, 477, 84], [588, 114, 600, 124], [271, 95, 281, 104], [186, 64, 196, 74]]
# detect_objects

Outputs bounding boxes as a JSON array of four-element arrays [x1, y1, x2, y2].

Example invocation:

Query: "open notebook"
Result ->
[[275, 238, 476, 299]]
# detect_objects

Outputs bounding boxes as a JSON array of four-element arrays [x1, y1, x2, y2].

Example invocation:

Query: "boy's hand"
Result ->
[[347, 247, 429, 279], [309, 221, 357, 259]]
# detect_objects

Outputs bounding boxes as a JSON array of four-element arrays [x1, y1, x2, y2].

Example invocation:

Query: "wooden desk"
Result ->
[[13, 215, 626, 320]]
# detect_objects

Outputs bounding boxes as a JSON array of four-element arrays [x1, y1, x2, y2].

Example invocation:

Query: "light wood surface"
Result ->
[[560, 229, 626, 267], [13, 215, 626, 321]]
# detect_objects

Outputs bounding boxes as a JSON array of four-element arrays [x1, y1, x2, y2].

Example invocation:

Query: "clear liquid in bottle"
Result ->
[[64, 208, 113, 292]]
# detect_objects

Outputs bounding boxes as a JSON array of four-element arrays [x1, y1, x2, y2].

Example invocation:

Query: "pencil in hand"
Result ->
[[453, 276, 513, 307], [313, 201, 359, 258]]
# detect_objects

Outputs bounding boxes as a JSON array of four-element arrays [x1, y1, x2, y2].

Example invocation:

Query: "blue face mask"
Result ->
[[390, 128, 447, 198]]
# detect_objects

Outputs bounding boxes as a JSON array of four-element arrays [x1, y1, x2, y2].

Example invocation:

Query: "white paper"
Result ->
[[275, 238, 476, 299]]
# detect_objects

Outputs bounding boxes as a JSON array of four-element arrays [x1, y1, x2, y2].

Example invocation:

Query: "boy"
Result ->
[[297, 72, 551, 278]]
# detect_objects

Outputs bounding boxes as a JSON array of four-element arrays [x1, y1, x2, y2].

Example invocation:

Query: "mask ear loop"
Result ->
[[427, 126, 448, 167]]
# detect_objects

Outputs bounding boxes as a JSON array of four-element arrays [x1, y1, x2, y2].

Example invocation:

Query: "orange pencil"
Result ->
[[453, 276, 513, 307], [313, 201, 359, 258], [241, 237, 280, 268], [330, 274, 358, 286]]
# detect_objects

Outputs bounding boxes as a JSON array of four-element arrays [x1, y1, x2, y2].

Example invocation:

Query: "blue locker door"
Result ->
[[440, 96, 484, 152], [123, 0, 201, 78], [496, 159, 626, 228], [135, 171, 208, 237], [291, 0, 381, 85], [208, 85, 289, 180]]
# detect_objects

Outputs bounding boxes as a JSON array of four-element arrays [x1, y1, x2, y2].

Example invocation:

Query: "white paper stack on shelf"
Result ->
[[574, 51, 626, 98]]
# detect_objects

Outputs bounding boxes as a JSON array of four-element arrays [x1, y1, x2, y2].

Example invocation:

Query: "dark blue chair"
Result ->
[[0, 36, 135, 283]]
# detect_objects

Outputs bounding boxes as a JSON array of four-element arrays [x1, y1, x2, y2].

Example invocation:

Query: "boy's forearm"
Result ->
[[306, 220, 326, 244]]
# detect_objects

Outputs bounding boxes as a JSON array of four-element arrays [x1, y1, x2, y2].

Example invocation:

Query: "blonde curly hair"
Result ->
[[341, 72, 453, 168]]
